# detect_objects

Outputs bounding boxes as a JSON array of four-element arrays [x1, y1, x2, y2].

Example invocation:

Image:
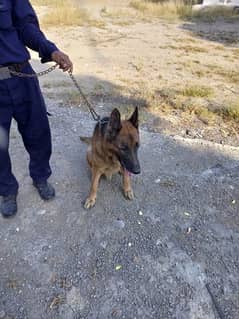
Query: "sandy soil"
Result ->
[[31, 0, 239, 146]]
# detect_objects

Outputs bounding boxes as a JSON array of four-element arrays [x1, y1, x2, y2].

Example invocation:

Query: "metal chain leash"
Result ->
[[68, 70, 100, 122], [9, 64, 101, 122], [9, 63, 58, 78]]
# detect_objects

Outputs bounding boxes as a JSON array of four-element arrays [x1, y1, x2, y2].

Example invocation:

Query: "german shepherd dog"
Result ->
[[80, 107, 140, 209]]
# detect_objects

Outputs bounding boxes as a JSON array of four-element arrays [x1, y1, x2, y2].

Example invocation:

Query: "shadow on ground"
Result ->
[[39, 70, 174, 135], [0, 71, 239, 319], [180, 18, 239, 46]]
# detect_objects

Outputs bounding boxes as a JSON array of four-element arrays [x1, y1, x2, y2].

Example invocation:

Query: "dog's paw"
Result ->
[[124, 189, 134, 200], [84, 197, 96, 209]]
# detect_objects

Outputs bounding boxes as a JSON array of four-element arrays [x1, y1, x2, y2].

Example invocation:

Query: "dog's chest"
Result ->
[[103, 156, 121, 178]]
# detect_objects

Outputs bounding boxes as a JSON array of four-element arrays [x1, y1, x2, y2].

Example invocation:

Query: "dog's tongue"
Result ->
[[125, 169, 132, 176]]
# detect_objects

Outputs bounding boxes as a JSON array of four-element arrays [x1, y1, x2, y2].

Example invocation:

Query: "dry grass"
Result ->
[[32, 0, 239, 25], [233, 49, 239, 58], [129, 0, 239, 21], [160, 44, 208, 53], [206, 64, 239, 85], [217, 101, 239, 122], [32, 0, 105, 27], [31, 0, 64, 6], [130, 0, 192, 19], [192, 6, 239, 22], [181, 45, 208, 53], [129, 81, 239, 124], [100, 7, 140, 25]]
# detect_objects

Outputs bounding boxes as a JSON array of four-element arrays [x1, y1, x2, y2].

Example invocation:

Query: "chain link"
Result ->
[[68, 71, 100, 122], [9, 63, 58, 78], [9, 64, 101, 122]]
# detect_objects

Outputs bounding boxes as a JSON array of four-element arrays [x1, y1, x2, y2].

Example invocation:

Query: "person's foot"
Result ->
[[0, 195, 18, 218], [33, 181, 55, 201]]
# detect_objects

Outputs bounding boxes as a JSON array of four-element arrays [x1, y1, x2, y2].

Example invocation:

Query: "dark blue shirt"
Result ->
[[0, 0, 58, 65]]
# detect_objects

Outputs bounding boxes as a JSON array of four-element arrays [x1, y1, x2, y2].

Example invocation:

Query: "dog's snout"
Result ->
[[132, 165, 141, 175]]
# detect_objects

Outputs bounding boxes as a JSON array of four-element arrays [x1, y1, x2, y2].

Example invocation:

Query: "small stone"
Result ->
[[128, 243, 132, 247], [138, 210, 143, 216], [16, 227, 20, 232], [184, 212, 190, 217], [100, 241, 107, 249], [232, 200, 236, 205], [156, 239, 161, 245], [115, 265, 122, 271], [37, 209, 46, 215], [138, 221, 141, 225]]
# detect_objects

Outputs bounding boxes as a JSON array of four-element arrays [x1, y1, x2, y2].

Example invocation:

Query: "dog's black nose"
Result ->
[[132, 165, 141, 175]]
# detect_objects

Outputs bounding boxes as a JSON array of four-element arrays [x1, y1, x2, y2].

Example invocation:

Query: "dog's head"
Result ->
[[106, 107, 140, 175]]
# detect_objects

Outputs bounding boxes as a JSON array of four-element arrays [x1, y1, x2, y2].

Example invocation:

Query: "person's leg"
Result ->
[[0, 82, 18, 217], [12, 65, 55, 200], [0, 115, 18, 196]]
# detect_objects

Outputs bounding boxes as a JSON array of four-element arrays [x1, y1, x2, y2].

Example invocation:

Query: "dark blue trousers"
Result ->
[[0, 63, 52, 196]]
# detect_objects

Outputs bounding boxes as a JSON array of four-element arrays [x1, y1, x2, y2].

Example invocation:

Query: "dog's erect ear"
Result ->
[[107, 108, 122, 140], [129, 107, 139, 129]]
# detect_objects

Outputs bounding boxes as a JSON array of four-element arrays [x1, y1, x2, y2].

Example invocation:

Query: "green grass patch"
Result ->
[[181, 85, 214, 98], [217, 101, 239, 122]]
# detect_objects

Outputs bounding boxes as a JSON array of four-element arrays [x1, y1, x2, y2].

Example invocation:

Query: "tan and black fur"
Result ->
[[81, 107, 140, 209]]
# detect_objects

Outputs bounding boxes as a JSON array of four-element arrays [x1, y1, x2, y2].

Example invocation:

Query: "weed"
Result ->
[[181, 85, 213, 98]]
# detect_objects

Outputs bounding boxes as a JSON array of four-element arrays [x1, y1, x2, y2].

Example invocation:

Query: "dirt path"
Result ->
[[0, 102, 239, 318]]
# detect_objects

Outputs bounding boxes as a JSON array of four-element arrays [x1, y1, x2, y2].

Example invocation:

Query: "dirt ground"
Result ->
[[35, 0, 239, 145], [0, 1, 239, 319]]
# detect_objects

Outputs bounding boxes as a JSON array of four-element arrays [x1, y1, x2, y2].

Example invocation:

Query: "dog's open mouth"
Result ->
[[125, 168, 132, 176], [119, 157, 140, 175], [120, 161, 132, 175]]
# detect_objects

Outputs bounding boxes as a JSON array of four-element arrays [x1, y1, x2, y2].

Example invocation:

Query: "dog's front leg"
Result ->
[[84, 168, 102, 209], [122, 168, 134, 200]]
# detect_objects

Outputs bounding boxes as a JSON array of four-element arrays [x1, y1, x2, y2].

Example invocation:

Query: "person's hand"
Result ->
[[51, 50, 73, 73]]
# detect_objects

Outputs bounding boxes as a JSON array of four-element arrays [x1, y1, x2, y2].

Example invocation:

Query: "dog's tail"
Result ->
[[80, 136, 92, 145]]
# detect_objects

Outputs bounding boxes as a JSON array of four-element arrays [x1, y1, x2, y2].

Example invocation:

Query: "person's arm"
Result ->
[[13, 0, 73, 71]]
